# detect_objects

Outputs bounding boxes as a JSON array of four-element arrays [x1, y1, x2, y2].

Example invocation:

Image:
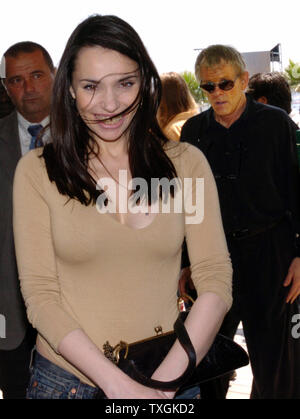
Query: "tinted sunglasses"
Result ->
[[200, 76, 239, 93]]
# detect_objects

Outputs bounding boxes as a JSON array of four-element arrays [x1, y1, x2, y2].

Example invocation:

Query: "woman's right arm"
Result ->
[[58, 328, 170, 399], [13, 152, 81, 350]]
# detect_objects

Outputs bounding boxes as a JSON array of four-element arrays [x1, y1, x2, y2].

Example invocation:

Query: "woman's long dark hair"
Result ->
[[43, 14, 177, 205]]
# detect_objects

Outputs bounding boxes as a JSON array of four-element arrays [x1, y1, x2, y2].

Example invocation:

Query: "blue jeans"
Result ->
[[27, 351, 102, 399], [175, 386, 200, 399], [27, 350, 200, 399]]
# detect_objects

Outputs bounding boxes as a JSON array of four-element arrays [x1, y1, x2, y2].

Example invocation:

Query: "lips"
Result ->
[[215, 100, 227, 106], [98, 115, 122, 123], [95, 114, 125, 129], [23, 94, 41, 101], [23, 97, 41, 104]]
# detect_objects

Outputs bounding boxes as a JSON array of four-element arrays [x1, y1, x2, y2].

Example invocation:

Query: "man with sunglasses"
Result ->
[[180, 45, 300, 399]]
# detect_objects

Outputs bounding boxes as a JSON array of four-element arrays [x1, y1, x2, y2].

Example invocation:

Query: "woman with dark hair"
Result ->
[[13, 15, 232, 399], [157, 72, 198, 141]]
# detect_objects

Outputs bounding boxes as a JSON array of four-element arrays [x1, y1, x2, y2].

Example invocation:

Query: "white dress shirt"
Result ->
[[17, 112, 50, 156]]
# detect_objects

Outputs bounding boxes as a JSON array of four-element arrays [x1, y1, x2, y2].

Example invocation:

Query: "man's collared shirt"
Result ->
[[17, 112, 50, 156]]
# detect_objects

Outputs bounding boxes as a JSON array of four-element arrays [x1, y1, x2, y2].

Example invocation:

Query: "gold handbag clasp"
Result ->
[[103, 340, 129, 364], [154, 326, 163, 335]]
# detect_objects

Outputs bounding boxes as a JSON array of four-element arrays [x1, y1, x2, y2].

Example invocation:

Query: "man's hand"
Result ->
[[178, 267, 194, 297], [284, 257, 300, 304]]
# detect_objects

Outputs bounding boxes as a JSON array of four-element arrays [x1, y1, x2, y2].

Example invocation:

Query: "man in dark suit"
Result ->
[[0, 82, 14, 118], [180, 45, 300, 399], [0, 41, 55, 398]]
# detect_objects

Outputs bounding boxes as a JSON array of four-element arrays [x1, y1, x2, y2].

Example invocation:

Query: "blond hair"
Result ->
[[195, 45, 246, 81]]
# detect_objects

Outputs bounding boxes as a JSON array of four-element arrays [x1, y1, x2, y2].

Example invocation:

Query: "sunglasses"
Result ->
[[200, 76, 239, 93]]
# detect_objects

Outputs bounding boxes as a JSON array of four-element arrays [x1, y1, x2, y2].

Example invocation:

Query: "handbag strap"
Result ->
[[124, 312, 197, 391]]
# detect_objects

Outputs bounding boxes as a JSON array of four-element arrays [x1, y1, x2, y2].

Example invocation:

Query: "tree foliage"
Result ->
[[181, 71, 207, 103], [284, 60, 300, 86]]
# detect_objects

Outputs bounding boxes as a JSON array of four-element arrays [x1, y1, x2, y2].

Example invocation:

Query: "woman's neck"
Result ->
[[90, 133, 129, 160]]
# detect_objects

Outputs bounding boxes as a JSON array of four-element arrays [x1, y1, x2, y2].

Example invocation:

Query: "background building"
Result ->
[[241, 44, 282, 77]]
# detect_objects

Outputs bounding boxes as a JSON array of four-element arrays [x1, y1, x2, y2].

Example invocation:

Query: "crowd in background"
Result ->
[[0, 15, 300, 400]]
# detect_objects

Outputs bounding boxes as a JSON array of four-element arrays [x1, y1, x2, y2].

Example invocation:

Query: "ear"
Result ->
[[257, 96, 268, 104], [69, 85, 76, 100], [240, 71, 249, 91]]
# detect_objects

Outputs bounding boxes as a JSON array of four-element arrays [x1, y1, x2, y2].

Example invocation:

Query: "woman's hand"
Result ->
[[105, 377, 174, 399], [178, 267, 195, 297]]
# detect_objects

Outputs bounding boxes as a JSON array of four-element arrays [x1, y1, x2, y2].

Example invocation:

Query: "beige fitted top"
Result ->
[[13, 141, 232, 386]]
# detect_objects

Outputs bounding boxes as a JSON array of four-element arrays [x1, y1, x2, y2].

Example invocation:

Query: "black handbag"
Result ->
[[103, 297, 249, 396]]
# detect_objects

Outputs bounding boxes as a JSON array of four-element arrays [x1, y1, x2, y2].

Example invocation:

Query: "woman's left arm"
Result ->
[[151, 292, 227, 398], [151, 144, 232, 397]]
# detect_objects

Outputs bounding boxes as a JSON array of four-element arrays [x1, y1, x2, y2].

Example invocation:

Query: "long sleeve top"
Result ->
[[13, 141, 232, 386]]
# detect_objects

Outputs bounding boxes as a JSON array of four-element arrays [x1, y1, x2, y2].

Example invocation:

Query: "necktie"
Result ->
[[28, 124, 43, 150]]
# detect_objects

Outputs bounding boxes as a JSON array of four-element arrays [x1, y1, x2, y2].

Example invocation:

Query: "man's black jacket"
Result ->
[[180, 95, 300, 256]]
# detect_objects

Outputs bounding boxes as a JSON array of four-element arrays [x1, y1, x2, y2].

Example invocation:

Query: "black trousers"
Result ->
[[0, 326, 36, 399], [201, 219, 300, 399]]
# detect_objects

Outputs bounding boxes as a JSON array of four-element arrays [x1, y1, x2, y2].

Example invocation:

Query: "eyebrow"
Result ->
[[79, 78, 99, 83], [79, 70, 140, 84], [7, 70, 45, 80], [118, 74, 139, 82]]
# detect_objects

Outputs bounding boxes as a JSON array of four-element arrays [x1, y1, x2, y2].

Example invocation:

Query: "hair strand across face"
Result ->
[[43, 14, 177, 206]]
